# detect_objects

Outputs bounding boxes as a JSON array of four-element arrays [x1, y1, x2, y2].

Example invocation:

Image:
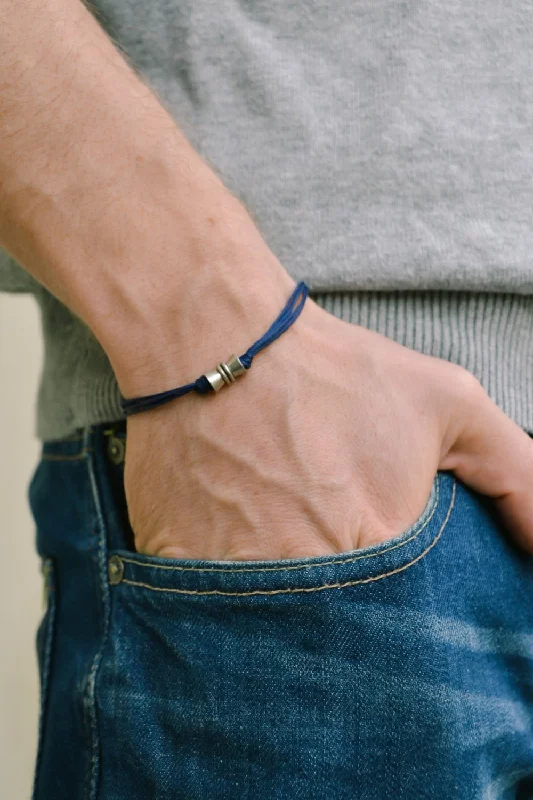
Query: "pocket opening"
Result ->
[[107, 473, 457, 597]]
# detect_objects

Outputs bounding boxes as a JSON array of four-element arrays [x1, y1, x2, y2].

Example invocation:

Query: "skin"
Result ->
[[1, 0, 533, 561]]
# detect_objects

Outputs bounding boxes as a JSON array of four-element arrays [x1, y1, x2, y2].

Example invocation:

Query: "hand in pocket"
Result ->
[[123, 298, 533, 561]]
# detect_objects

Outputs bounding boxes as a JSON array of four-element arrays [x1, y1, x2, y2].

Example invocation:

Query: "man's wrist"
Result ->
[[4, 112, 297, 397], [58, 143, 297, 396], [98, 231, 298, 399]]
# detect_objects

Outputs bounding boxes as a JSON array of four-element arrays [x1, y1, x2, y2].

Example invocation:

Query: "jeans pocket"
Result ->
[[97, 471, 468, 799], [32, 557, 56, 800], [87, 429, 533, 798], [105, 471, 456, 597]]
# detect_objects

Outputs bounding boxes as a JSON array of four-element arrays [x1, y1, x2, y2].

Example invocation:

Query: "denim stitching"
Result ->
[[31, 560, 56, 800], [118, 476, 442, 575], [85, 442, 111, 800], [118, 480, 456, 596]]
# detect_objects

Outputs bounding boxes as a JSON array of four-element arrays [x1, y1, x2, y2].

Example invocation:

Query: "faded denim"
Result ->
[[30, 421, 533, 799]]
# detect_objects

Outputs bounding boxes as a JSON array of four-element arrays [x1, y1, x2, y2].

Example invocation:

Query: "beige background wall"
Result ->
[[0, 293, 43, 800]]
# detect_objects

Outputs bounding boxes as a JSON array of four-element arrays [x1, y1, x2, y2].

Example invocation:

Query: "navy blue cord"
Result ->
[[120, 281, 309, 416]]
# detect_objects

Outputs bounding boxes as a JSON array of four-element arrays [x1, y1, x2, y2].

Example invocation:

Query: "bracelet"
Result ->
[[119, 280, 309, 417]]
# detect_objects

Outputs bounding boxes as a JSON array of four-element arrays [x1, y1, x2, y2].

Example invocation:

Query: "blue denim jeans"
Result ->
[[30, 421, 533, 799]]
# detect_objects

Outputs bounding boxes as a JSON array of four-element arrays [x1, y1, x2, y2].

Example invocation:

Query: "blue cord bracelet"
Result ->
[[120, 280, 309, 417]]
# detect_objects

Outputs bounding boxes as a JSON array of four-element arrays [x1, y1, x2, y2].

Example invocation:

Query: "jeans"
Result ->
[[30, 421, 533, 799]]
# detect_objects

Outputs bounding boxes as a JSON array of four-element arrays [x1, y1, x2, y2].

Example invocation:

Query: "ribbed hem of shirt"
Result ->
[[34, 290, 533, 441]]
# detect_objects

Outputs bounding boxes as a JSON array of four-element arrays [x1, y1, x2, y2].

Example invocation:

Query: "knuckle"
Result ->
[[446, 364, 483, 398]]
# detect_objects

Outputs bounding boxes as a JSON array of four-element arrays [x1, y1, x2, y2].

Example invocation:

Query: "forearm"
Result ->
[[0, 0, 294, 393]]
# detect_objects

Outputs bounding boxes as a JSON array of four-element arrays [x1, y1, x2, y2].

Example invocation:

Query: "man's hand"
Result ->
[[123, 292, 533, 562]]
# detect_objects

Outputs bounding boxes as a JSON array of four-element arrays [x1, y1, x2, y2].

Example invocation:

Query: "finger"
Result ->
[[438, 371, 533, 554]]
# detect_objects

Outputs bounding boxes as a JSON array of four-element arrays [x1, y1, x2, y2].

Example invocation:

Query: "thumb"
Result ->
[[438, 369, 533, 554]]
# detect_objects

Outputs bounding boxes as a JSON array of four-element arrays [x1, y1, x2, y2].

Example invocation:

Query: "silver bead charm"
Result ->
[[204, 354, 246, 392], [203, 369, 226, 392]]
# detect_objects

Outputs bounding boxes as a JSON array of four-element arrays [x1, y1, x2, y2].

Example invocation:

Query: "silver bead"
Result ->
[[203, 354, 246, 393], [204, 368, 226, 392], [225, 354, 246, 378]]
